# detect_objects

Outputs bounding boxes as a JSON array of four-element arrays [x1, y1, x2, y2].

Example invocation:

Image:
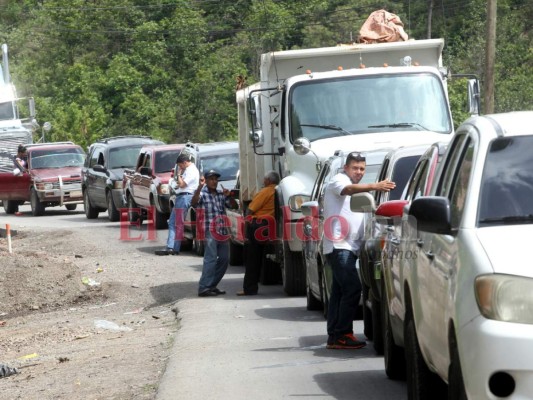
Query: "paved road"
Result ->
[[1, 204, 407, 399]]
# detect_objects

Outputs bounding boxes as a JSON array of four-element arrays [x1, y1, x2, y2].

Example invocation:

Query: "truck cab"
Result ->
[[237, 39, 476, 296]]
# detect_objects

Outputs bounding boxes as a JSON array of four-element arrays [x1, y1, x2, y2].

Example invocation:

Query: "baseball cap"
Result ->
[[204, 169, 221, 179]]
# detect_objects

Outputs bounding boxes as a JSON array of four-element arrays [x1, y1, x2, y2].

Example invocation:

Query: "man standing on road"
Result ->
[[192, 169, 236, 297], [324, 152, 395, 349], [155, 153, 199, 256], [237, 170, 280, 296]]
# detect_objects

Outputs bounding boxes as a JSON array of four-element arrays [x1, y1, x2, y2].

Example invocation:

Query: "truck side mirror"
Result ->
[[29, 97, 36, 118], [467, 79, 480, 115], [249, 129, 264, 147]]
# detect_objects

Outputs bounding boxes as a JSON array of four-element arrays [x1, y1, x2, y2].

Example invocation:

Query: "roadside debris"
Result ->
[[81, 277, 100, 287], [94, 319, 133, 332], [0, 364, 19, 378]]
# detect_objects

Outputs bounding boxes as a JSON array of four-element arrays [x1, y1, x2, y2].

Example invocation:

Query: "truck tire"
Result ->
[[3, 200, 19, 214], [30, 188, 45, 216], [371, 291, 384, 355], [84, 190, 99, 219], [383, 283, 405, 380], [281, 240, 306, 296], [107, 192, 120, 222]]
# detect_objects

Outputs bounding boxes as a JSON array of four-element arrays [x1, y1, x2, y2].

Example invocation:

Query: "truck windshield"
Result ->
[[0, 101, 15, 120], [290, 73, 451, 142], [30, 148, 85, 169], [478, 136, 533, 225]]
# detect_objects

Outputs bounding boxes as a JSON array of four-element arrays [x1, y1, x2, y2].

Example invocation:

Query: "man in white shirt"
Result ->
[[323, 151, 395, 349], [155, 152, 199, 255]]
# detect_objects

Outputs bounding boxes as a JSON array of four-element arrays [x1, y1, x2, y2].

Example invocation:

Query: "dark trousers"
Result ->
[[242, 219, 269, 294], [326, 249, 361, 339]]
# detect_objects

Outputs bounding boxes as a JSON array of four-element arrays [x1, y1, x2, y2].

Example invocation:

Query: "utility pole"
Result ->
[[427, 0, 434, 39], [485, 0, 497, 114]]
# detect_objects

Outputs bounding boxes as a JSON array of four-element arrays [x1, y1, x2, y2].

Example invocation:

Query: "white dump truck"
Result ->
[[0, 43, 36, 157], [236, 38, 478, 296]]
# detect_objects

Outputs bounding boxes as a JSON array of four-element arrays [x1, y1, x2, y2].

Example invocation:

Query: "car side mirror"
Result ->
[[350, 192, 376, 213], [93, 164, 106, 173], [409, 196, 451, 234]]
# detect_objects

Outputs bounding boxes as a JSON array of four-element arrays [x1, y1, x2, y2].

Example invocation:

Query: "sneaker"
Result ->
[[211, 288, 226, 295], [198, 289, 217, 297], [328, 333, 366, 350]]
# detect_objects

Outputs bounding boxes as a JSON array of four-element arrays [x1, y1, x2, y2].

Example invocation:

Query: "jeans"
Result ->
[[166, 194, 192, 252], [198, 231, 229, 293], [326, 249, 361, 339]]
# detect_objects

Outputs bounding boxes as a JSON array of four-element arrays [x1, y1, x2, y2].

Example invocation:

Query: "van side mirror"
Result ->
[[139, 166, 152, 176]]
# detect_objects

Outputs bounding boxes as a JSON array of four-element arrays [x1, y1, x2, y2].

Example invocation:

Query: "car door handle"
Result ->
[[416, 239, 424, 248], [425, 251, 434, 260]]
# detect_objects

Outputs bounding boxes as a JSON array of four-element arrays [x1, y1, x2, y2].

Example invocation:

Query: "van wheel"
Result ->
[[31, 188, 45, 216], [107, 192, 120, 222], [84, 190, 99, 219]]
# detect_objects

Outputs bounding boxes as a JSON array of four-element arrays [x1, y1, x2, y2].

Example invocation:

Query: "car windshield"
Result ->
[[155, 149, 181, 174], [290, 73, 451, 142], [200, 152, 239, 181], [30, 148, 85, 169], [479, 136, 533, 225], [109, 146, 143, 169]]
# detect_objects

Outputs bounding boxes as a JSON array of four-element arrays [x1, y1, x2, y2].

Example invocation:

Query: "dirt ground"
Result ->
[[0, 226, 181, 400]]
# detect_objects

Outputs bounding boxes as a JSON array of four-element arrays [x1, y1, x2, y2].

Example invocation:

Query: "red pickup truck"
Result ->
[[122, 144, 184, 229], [0, 142, 86, 216]]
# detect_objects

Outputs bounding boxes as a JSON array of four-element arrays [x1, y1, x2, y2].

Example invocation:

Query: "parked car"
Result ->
[[82, 136, 164, 221], [352, 141, 447, 379], [0, 142, 86, 216], [300, 148, 391, 314], [180, 142, 239, 256], [123, 144, 185, 229], [353, 111, 533, 398], [357, 144, 429, 353]]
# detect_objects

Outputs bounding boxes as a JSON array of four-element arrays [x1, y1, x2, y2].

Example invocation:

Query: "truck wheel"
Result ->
[[84, 190, 99, 219], [306, 283, 322, 311], [260, 252, 282, 285], [405, 311, 446, 400], [281, 240, 306, 296], [383, 283, 405, 380], [30, 188, 45, 216], [371, 291, 384, 355], [228, 240, 243, 266], [65, 204, 77, 211], [448, 335, 467, 400], [3, 200, 19, 214], [107, 192, 120, 222], [127, 195, 140, 223], [362, 284, 373, 340]]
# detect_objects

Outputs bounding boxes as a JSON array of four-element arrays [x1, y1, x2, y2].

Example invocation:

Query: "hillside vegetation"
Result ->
[[1, 0, 531, 146]]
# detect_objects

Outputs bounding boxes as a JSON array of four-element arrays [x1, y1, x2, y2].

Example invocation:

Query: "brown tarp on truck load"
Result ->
[[358, 10, 409, 44]]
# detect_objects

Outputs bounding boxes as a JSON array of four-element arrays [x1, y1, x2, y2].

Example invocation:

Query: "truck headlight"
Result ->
[[159, 184, 169, 195], [288, 194, 310, 211], [475, 274, 533, 324], [36, 182, 54, 190]]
